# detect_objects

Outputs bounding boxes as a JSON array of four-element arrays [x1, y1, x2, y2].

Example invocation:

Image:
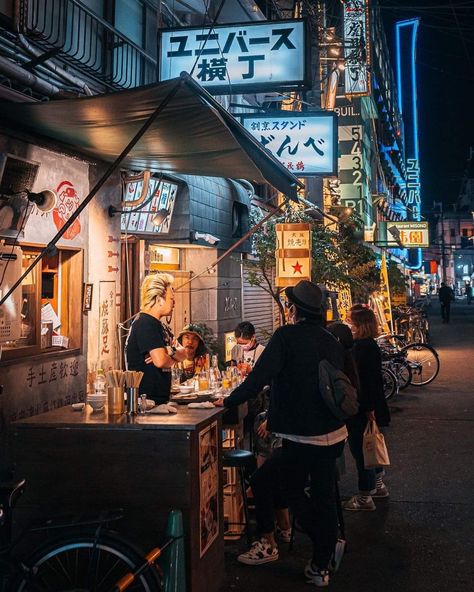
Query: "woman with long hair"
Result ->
[[343, 305, 390, 511]]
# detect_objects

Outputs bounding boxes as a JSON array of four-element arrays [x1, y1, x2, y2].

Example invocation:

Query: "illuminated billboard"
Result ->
[[159, 19, 308, 93], [377, 221, 429, 248], [241, 112, 337, 176]]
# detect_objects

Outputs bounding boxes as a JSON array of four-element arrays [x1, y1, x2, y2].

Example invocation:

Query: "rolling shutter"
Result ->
[[242, 270, 277, 344]]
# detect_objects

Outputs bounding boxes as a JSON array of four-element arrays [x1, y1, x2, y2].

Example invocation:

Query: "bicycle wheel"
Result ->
[[382, 367, 398, 400], [402, 343, 440, 386], [412, 327, 426, 344], [391, 360, 412, 390], [14, 530, 161, 591]]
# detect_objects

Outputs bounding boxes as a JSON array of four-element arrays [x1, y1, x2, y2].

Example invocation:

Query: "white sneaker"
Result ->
[[304, 561, 330, 587], [275, 526, 292, 543], [237, 538, 279, 565]]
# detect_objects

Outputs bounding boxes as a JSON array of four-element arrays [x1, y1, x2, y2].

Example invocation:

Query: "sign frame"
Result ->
[[158, 18, 310, 94], [375, 221, 430, 248], [343, 0, 372, 98], [241, 111, 338, 177]]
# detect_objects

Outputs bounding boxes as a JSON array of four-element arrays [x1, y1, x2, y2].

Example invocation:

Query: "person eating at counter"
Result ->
[[175, 323, 209, 382], [125, 272, 186, 405]]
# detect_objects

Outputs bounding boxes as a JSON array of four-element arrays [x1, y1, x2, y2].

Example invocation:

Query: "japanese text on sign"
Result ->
[[159, 20, 306, 91], [242, 113, 337, 176], [384, 222, 429, 247], [406, 159, 421, 220], [343, 0, 371, 96]]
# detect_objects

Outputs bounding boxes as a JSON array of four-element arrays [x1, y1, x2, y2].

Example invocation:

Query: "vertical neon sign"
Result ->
[[395, 18, 422, 269]]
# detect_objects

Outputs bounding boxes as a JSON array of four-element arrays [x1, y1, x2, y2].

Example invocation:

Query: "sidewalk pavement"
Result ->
[[219, 301, 474, 592]]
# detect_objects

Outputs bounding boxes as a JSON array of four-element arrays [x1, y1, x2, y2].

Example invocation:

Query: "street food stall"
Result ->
[[13, 405, 225, 592]]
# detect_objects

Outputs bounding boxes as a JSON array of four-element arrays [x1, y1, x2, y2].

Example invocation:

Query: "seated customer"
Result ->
[[231, 321, 265, 376], [175, 323, 209, 382]]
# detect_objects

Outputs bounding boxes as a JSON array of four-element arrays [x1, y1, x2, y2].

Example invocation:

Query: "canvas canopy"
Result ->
[[0, 74, 302, 200]]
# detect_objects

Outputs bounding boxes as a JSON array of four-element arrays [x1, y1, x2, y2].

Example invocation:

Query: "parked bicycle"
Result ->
[[377, 334, 440, 393], [1, 479, 176, 591], [392, 305, 430, 344]]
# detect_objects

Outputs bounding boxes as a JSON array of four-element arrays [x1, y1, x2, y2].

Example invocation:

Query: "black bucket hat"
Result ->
[[285, 280, 324, 316]]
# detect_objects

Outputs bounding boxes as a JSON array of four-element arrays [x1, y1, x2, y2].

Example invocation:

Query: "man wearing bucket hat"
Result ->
[[175, 323, 209, 382], [219, 280, 346, 586]]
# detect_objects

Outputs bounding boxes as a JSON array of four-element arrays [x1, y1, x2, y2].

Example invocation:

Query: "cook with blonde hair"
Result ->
[[125, 273, 186, 404]]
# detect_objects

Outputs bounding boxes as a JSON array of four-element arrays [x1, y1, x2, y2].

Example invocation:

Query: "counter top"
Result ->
[[14, 404, 225, 431]]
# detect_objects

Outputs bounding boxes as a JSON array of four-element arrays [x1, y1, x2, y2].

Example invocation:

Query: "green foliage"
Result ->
[[387, 260, 408, 296], [243, 206, 382, 320], [338, 219, 379, 301]]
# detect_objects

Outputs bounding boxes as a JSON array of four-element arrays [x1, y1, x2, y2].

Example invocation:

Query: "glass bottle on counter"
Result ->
[[210, 355, 222, 390], [94, 368, 107, 396], [198, 367, 210, 391]]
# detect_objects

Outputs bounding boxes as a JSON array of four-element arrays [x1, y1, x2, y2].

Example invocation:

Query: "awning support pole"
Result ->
[[176, 199, 289, 291], [0, 77, 185, 306]]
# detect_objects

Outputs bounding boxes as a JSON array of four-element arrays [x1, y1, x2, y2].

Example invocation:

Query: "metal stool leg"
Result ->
[[239, 465, 252, 545]]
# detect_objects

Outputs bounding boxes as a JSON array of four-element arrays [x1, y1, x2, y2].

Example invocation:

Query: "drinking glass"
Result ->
[[171, 367, 181, 390]]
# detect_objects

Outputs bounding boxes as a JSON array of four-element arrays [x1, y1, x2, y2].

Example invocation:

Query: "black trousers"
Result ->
[[278, 438, 345, 568], [250, 449, 287, 535], [440, 301, 451, 322]]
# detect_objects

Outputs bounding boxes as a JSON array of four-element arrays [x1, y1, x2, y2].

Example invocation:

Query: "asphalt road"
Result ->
[[220, 301, 474, 592]]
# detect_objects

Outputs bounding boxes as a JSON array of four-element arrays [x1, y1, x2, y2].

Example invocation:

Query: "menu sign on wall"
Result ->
[[120, 178, 178, 235], [159, 19, 307, 93]]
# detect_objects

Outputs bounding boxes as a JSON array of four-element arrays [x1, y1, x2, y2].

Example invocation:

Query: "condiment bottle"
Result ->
[[94, 368, 107, 396]]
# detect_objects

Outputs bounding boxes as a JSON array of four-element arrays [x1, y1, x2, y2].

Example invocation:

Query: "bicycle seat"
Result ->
[[0, 478, 26, 509]]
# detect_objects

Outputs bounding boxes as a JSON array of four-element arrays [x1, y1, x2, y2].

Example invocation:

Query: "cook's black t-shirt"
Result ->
[[125, 313, 171, 404]]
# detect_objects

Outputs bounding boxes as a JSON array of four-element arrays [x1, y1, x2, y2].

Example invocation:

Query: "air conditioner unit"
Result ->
[[0, 245, 22, 343]]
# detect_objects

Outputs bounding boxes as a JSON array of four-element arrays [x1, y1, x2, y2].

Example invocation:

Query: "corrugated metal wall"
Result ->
[[242, 269, 279, 344]]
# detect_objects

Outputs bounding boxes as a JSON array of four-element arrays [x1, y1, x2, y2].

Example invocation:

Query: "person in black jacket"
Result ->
[[218, 280, 346, 587], [342, 306, 390, 512], [438, 282, 455, 323]]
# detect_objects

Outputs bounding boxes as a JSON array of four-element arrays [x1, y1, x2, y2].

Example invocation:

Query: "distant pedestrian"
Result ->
[[465, 283, 472, 305], [438, 282, 455, 323]]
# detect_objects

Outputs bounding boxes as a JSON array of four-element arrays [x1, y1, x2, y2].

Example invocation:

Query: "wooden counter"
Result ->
[[13, 405, 226, 592]]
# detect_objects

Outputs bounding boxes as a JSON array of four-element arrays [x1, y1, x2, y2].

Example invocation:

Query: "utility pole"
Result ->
[[440, 205, 447, 283]]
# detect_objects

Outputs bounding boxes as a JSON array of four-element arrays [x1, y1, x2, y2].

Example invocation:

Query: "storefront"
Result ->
[[118, 172, 253, 351]]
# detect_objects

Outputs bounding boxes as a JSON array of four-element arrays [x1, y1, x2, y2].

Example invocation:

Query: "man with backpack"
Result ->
[[220, 280, 348, 587]]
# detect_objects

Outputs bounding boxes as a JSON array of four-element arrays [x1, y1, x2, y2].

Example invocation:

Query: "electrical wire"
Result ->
[[449, 0, 474, 71]]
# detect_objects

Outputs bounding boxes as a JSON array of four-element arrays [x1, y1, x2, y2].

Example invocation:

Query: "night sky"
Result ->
[[380, 0, 474, 212]]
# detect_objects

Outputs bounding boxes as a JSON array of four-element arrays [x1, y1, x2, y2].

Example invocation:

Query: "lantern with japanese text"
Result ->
[[275, 223, 312, 287]]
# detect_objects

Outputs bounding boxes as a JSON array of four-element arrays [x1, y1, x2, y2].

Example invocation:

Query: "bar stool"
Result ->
[[222, 449, 255, 545]]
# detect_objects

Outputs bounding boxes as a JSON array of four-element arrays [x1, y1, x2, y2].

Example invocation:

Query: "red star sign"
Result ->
[[292, 261, 303, 274]]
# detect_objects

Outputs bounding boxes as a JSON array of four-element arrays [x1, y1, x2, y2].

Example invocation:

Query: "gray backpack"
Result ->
[[319, 359, 359, 421]]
